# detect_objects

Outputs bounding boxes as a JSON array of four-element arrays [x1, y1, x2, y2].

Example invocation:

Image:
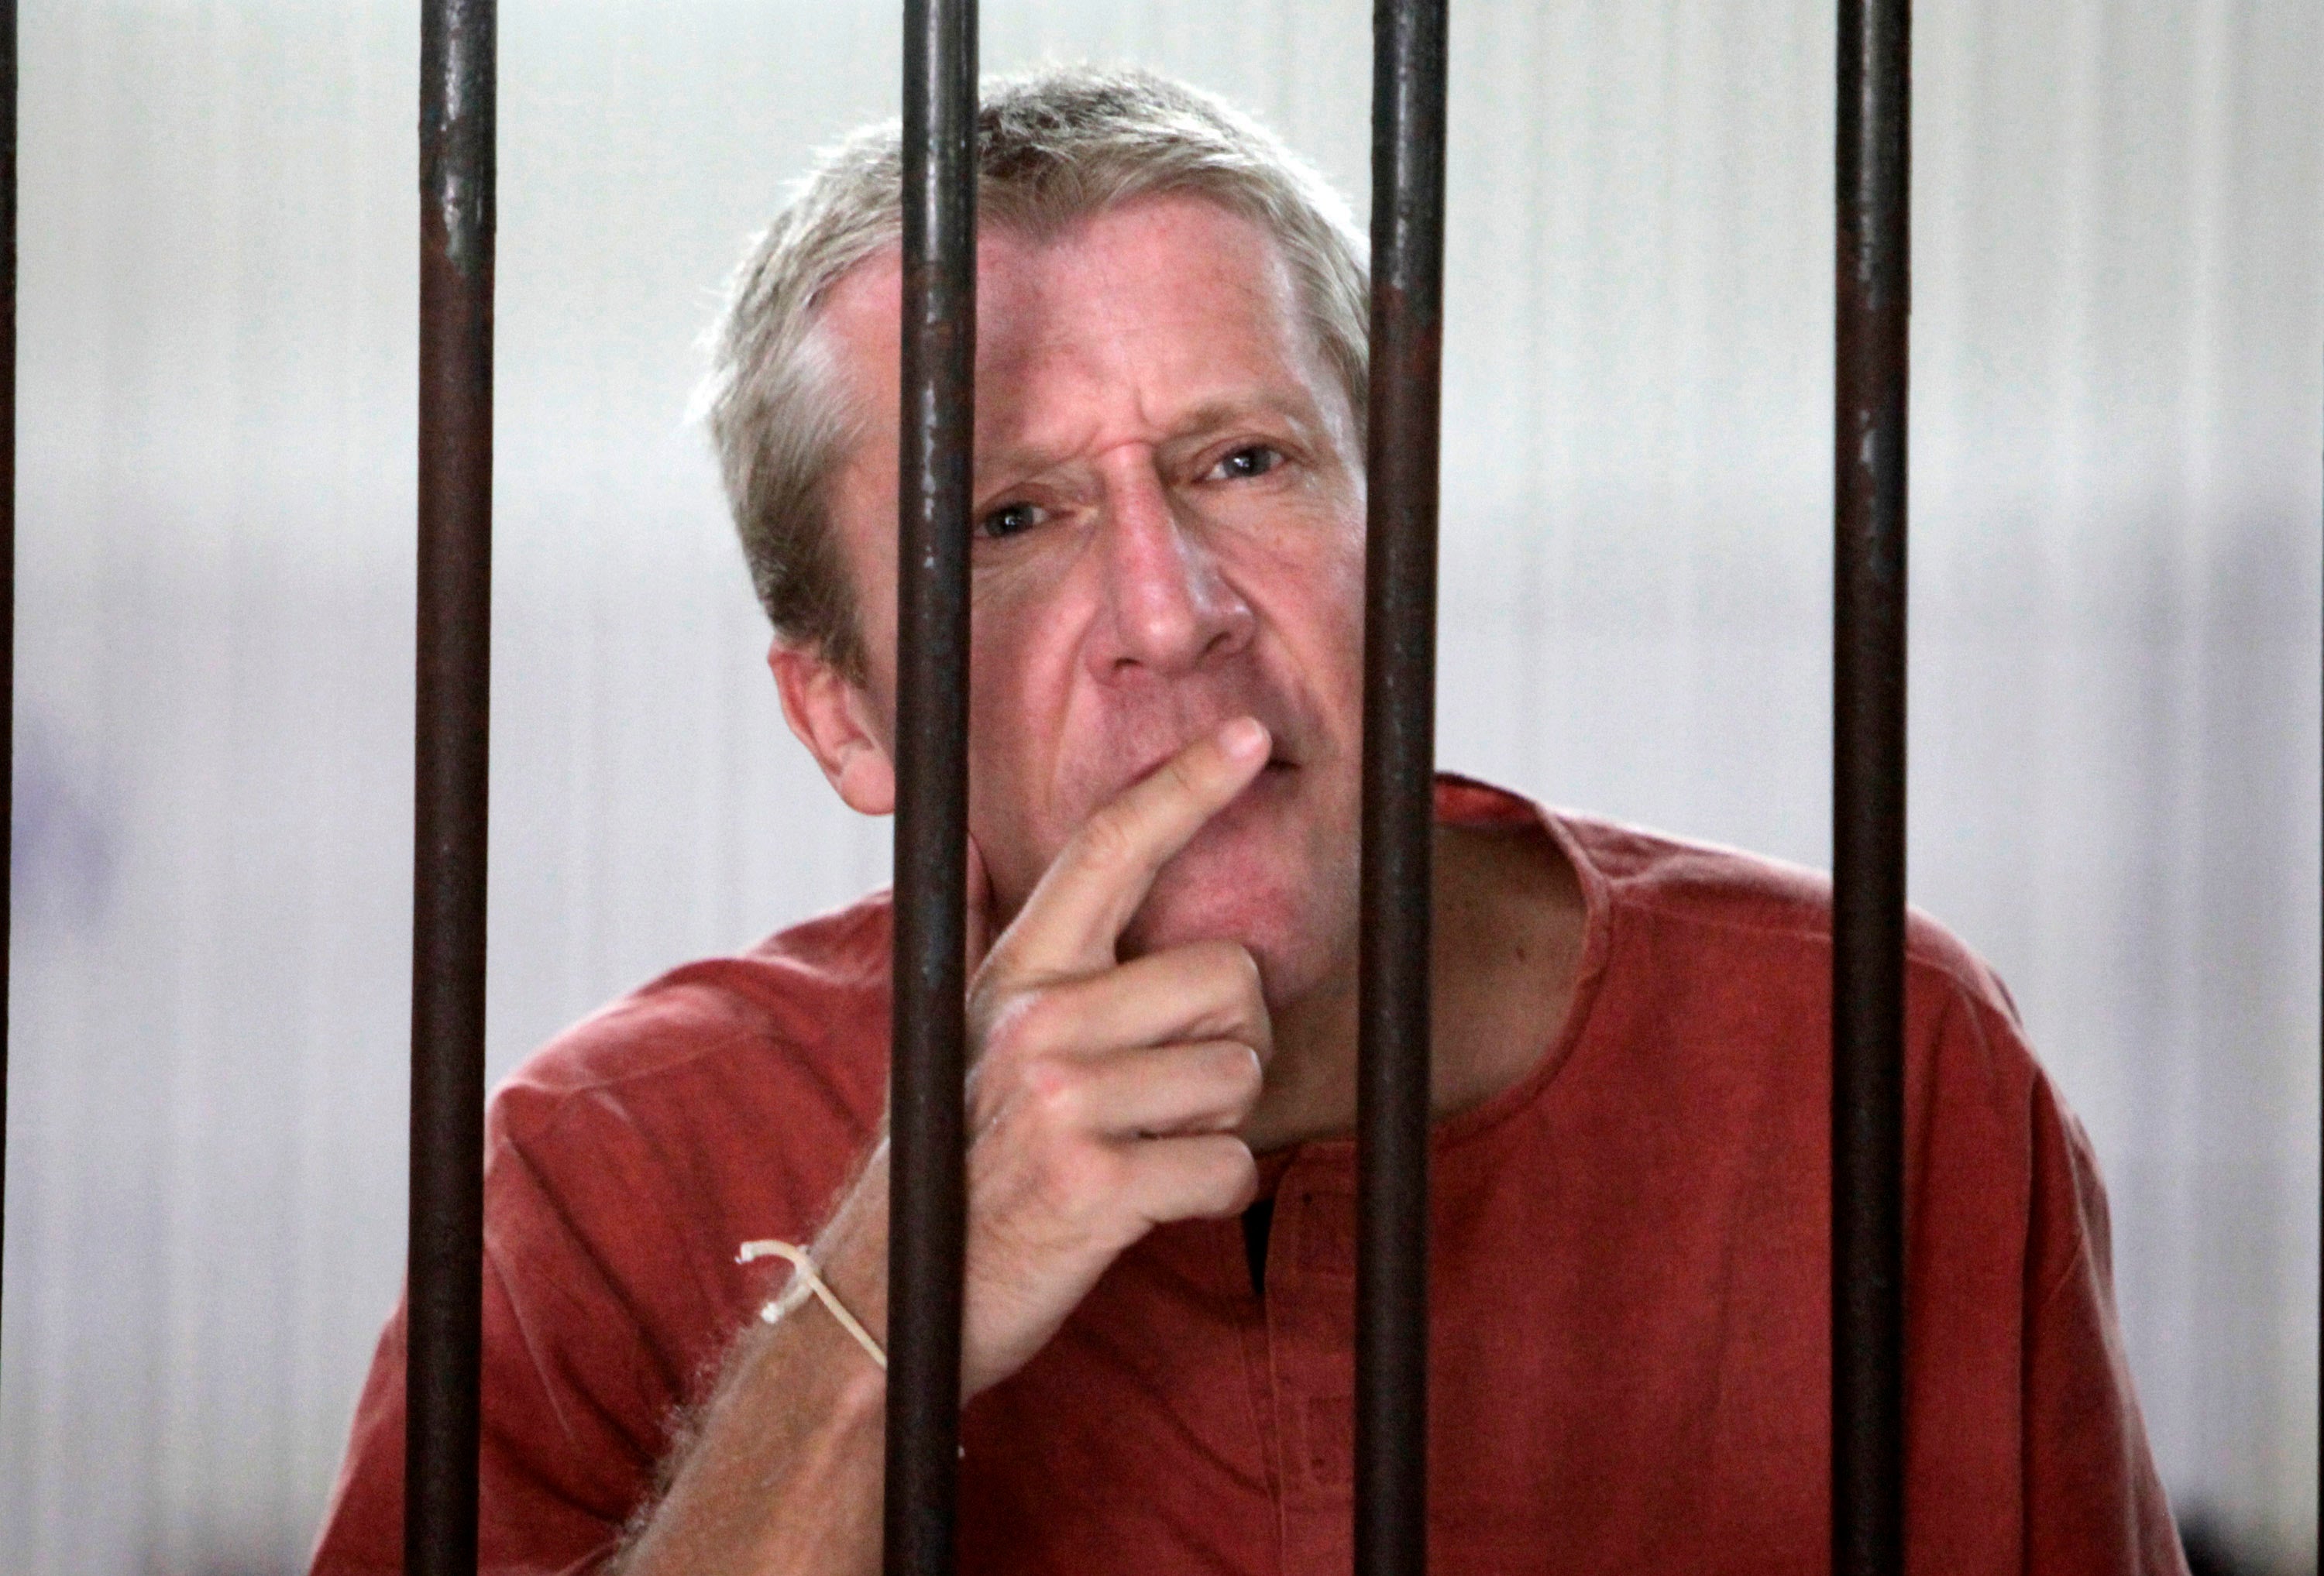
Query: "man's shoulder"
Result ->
[[488, 890, 897, 1155], [1547, 805, 2021, 1028]]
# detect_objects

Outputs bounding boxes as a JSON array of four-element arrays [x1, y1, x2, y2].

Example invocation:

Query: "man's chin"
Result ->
[[1122, 861, 1352, 1009]]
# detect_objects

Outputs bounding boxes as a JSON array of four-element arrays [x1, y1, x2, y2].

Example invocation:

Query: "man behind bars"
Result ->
[[313, 67, 2185, 1574]]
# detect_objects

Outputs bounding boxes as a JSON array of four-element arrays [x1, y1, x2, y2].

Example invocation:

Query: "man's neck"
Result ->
[[1241, 819, 1588, 1154]]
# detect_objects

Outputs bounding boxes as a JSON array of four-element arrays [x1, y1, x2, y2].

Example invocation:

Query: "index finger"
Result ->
[[991, 716, 1270, 979]]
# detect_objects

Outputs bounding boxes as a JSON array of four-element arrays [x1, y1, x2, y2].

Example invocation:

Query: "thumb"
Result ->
[[964, 833, 995, 978]]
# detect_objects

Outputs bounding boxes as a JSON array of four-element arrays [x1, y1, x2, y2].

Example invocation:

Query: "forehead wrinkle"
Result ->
[[969, 228, 1320, 487]]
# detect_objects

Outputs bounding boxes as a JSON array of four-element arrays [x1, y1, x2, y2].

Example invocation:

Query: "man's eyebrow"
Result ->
[[1160, 393, 1319, 441], [972, 391, 1327, 486]]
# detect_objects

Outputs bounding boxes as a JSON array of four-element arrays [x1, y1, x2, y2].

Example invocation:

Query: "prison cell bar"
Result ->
[[1354, 1, 1449, 1572], [1832, 0, 1910, 1571], [885, 0, 978, 1571], [409, 3, 497, 1575], [0, 0, 15, 1389]]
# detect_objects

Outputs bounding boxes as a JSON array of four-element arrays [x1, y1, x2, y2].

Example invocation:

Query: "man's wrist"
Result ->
[[734, 1289, 889, 1425], [812, 1156, 892, 1348]]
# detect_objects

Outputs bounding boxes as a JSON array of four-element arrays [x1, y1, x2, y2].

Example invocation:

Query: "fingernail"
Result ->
[[1221, 717, 1267, 760]]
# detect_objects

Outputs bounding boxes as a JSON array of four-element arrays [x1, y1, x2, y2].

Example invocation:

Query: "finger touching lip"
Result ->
[[997, 719, 1273, 974], [1114, 720, 1297, 802]]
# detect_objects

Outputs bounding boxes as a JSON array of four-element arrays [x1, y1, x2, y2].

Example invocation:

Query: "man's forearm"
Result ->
[[613, 1299, 887, 1575], [614, 1173, 892, 1576]]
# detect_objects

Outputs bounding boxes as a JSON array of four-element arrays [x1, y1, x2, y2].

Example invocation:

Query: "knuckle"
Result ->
[[1206, 1139, 1259, 1207], [1191, 942, 1269, 1051], [1160, 752, 1202, 800], [965, 969, 1010, 1035], [975, 1019, 1025, 1078], [1217, 1042, 1264, 1102], [1212, 939, 1261, 987], [1223, 1141, 1259, 1187], [1006, 990, 1069, 1053], [1228, 943, 1263, 996], [1191, 939, 1263, 1006], [964, 1063, 1004, 1128], [1074, 805, 1143, 878], [980, 991, 1063, 1067], [1186, 938, 1243, 977], [1033, 1138, 1116, 1214], [1018, 1057, 1083, 1127]]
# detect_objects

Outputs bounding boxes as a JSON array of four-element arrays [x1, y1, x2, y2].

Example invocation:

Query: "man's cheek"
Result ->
[[973, 795, 1054, 907]]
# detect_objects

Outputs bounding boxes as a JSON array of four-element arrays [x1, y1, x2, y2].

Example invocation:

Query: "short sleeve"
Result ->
[[2020, 1071, 2188, 1575], [307, 916, 892, 1575], [308, 1127, 678, 1576]]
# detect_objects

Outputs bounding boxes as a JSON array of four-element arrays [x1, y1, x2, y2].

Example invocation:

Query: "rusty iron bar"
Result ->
[[0, 0, 15, 1385], [885, 0, 977, 1571], [1354, 1, 1449, 1571], [409, 2, 496, 1574], [1832, 0, 1910, 1570]]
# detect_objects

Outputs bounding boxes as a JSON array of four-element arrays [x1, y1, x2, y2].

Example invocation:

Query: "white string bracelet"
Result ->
[[737, 1239, 887, 1372]]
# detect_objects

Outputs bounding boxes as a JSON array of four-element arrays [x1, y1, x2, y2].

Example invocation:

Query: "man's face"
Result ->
[[808, 194, 1367, 1006]]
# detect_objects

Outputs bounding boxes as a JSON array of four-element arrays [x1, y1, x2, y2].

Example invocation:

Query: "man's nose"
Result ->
[[1085, 457, 1257, 681]]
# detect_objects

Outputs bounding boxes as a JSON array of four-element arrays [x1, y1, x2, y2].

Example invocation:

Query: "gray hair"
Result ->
[[700, 64, 1370, 678]]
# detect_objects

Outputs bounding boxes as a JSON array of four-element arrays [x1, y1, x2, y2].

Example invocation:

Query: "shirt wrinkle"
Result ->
[[491, 1139, 681, 1464], [498, 1020, 792, 1130], [484, 1245, 655, 1501], [2028, 1100, 2106, 1322]]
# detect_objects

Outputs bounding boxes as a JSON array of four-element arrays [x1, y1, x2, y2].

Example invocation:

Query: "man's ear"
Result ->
[[769, 640, 896, 816]]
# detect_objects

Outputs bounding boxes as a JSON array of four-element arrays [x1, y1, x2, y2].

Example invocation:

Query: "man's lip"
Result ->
[[1119, 747, 1297, 795]]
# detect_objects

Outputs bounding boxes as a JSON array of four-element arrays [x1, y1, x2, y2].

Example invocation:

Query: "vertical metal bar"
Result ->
[[885, 1, 976, 1571], [409, 3, 496, 1574], [1832, 0, 1910, 1571], [1355, 2, 1448, 1571], [0, 0, 15, 1385]]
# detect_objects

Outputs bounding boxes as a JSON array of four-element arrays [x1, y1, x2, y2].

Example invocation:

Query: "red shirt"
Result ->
[[311, 781, 2186, 1574]]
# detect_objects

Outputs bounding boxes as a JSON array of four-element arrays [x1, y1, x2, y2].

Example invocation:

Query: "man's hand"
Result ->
[[954, 714, 1274, 1394], [614, 718, 1274, 1576]]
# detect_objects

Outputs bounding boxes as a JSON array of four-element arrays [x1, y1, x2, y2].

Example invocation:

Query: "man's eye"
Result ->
[[978, 501, 1043, 540], [1212, 445, 1284, 481]]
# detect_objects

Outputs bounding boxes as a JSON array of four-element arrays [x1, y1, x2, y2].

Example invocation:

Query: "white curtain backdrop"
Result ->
[[4, 1, 2318, 1570]]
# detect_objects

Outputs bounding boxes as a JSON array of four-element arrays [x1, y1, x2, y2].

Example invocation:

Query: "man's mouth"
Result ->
[[1220, 749, 1300, 810], [1120, 744, 1296, 798]]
